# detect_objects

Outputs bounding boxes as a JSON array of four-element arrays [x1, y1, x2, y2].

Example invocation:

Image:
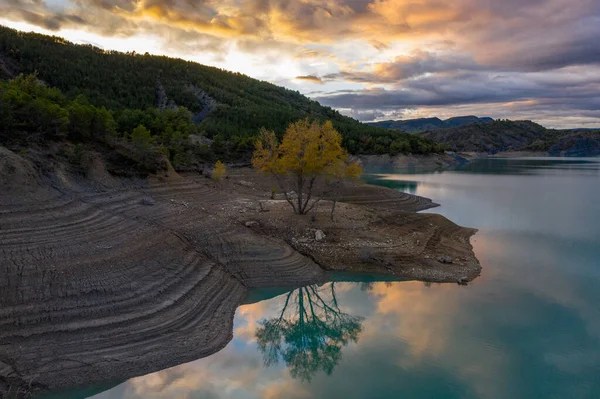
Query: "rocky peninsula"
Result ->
[[0, 146, 480, 397]]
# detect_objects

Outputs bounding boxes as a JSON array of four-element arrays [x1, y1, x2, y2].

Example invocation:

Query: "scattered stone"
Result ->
[[315, 230, 326, 241], [201, 167, 212, 178], [438, 255, 453, 264], [457, 276, 470, 285], [237, 180, 254, 187], [140, 197, 155, 206], [245, 221, 259, 228], [274, 191, 298, 200], [359, 247, 375, 261]]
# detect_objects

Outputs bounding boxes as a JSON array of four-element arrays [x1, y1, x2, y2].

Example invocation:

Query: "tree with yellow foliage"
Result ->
[[252, 119, 363, 215], [212, 160, 227, 181]]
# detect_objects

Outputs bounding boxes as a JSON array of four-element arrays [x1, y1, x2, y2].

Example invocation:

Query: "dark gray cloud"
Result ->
[[304, 90, 326, 96], [85, 0, 137, 11], [474, 15, 600, 72], [315, 68, 600, 127], [0, 7, 87, 30], [343, 109, 385, 121], [323, 52, 481, 83]]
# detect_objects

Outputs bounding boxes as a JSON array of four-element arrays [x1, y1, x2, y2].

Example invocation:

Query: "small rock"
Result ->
[[359, 247, 375, 261], [140, 197, 155, 206], [245, 221, 259, 228], [457, 276, 470, 285], [438, 255, 453, 264], [315, 230, 326, 241]]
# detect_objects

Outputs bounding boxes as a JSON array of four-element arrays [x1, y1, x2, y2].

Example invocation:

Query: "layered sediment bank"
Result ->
[[0, 148, 480, 397]]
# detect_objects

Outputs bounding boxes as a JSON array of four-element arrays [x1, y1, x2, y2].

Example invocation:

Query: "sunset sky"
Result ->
[[1, 0, 599, 128]]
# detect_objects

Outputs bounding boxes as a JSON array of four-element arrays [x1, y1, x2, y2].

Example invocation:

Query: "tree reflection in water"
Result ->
[[255, 282, 363, 381]]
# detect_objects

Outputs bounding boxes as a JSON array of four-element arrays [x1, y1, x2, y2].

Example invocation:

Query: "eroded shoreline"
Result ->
[[0, 149, 481, 397]]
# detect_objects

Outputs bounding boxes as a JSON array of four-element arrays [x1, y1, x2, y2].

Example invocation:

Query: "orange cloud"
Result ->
[[235, 300, 271, 341], [366, 281, 460, 356], [295, 75, 323, 83], [261, 379, 312, 399]]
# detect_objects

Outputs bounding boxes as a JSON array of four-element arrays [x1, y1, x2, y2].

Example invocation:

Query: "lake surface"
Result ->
[[82, 158, 600, 399]]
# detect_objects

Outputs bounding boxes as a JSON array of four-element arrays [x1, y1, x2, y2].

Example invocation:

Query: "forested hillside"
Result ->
[[418, 119, 600, 155], [418, 120, 548, 152], [530, 129, 600, 156], [368, 116, 493, 133], [0, 25, 443, 169], [0, 74, 203, 174]]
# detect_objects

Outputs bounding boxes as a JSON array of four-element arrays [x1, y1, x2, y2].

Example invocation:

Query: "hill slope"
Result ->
[[418, 120, 600, 155], [368, 116, 493, 133], [0, 25, 441, 161], [544, 130, 600, 156]]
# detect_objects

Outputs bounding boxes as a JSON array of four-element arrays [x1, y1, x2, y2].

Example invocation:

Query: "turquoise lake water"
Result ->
[[82, 157, 600, 399]]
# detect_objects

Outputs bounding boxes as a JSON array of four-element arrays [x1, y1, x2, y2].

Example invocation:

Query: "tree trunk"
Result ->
[[330, 199, 337, 221], [301, 177, 316, 215], [330, 182, 341, 221], [274, 173, 297, 214], [297, 175, 304, 214]]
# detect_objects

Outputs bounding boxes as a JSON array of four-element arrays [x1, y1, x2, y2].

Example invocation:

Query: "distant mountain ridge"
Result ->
[[368, 116, 494, 133]]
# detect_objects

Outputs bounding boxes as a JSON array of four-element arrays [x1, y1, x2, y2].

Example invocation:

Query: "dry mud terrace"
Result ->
[[0, 147, 481, 396]]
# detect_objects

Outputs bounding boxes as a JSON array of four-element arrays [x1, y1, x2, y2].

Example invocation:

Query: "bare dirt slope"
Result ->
[[0, 148, 480, 397]]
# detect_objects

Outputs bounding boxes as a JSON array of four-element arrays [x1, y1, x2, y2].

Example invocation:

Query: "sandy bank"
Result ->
[[0, 148, 480, 397]]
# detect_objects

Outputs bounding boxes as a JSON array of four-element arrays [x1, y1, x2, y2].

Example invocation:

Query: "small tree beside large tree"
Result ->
[[252, 118, 362, 216]]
